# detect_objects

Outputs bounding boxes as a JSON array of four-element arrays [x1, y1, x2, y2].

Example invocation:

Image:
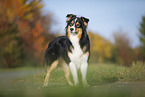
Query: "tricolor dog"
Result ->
[[43, 14, 90, 87]]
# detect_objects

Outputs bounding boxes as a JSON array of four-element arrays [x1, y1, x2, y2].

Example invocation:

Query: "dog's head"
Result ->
[[66, 14, 89, 39]]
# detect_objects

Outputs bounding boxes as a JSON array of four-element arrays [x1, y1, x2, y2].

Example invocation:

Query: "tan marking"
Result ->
[[62, 61, 73, 86], [85, 52, 89, 57], [67, 26, 70, 39], [69, 15, 73, 18], [84, 22, 87, 26], [76, 28, 82, 39], [71, 21, 74, 24], [76, 22, 79, 25], [68, 52, 71, 58], [43, 60, 58, 87], [82, 18, 87, 26], [70, 45, 73, 51], [67, 17, 71, 22], [66, 15, 73, 22], [82, 46, 87, 52]]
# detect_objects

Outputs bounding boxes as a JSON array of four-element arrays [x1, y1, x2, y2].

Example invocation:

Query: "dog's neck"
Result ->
[[69, 34, 80, 49]]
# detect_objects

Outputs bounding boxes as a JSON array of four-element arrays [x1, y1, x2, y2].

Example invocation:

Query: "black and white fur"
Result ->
[[43, 14, 90, 87]]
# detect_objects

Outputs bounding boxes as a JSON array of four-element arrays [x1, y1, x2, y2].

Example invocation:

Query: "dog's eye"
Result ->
[[76, 24, 80, 27]]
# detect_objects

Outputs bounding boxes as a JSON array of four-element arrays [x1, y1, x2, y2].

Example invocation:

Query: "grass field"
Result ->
[[0, 62, 145, 97]]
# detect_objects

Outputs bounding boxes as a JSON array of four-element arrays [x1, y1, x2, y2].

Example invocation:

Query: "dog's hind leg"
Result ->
[[62, 62, 73, 86], [43, 60, 58, 87]]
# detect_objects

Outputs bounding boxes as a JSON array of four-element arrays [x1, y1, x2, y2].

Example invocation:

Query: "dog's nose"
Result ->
[[70, 28, 74, 31]]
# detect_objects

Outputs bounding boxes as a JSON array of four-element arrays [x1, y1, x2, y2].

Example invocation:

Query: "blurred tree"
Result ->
[[0, 0, 55, 68], [0, 22, 24, 67], [0, 0, 26, 67], [113, 31, 134, 66], [88, 32, 112, 63], [139, 15, 145, 61], [133, 46, 143, 61]]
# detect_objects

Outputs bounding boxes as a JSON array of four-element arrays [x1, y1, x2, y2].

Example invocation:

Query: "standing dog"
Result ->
[[43, 14, 90, 87]]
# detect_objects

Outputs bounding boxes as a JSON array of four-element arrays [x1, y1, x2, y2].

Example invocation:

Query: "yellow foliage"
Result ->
[[0, 0, 43, 21], [88, 32, 112, 63]]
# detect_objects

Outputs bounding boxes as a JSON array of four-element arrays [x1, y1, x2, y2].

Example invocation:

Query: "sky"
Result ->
[[42, 0, 145, 47]]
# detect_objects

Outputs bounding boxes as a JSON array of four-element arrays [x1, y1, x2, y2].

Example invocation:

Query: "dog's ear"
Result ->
[[66, 14, 76, 22], [81, 17, 89, 26]]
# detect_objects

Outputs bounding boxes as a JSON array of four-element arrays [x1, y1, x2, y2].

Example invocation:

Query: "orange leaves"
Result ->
[[32, 21, 43, 40], [31, 21, 44, 57], [0, 0, 32, 22], [17, 20, 44, 58]]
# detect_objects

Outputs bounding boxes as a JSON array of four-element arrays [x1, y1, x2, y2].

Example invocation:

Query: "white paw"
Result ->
[[43, 82, 48, 87], [83, 83, 90, 87], [68, 82, 74, 86]]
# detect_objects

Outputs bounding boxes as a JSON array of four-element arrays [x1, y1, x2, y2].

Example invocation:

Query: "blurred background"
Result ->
[[0, 0, 145, 68]]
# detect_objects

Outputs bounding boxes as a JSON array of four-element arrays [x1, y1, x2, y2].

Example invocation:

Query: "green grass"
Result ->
[[88, 62, 145, 84], [0, 62, 145, 97]]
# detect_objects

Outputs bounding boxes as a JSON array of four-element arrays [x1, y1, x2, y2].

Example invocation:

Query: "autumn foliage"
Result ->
[[89, 31, 140, 66], [0, 0, 55, 68], [88, 32, 112, 63]]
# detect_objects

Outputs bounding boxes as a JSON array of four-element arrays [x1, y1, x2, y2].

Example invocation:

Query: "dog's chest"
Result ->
[[69, 35, 84, 68]]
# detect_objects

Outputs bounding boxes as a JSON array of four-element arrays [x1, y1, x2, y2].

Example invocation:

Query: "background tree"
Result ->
[[139, 15, 145, 61], [113, 31, 135, 66], [88, 32, 112, 63], [0, 0, 55, 68]]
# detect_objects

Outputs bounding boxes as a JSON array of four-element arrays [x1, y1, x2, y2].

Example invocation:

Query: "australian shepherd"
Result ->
[[43, 14, 90, 87]]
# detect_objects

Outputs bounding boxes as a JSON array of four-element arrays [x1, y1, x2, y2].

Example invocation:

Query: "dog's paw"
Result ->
[[43, 82, 48, 87], [43, 84, 47, 87], [68, 82, 74, 86], [74, 83, 79, 87], [83, 83, 90, 87]]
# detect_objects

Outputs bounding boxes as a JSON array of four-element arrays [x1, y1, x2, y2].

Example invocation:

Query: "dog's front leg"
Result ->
[[69, 62, 79, 86], [80, 62, 89, 87], [81, 53, 90, 87]]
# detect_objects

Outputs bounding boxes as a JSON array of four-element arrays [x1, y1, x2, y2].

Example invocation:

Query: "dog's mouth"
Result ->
[[70, 31, 78, 34]]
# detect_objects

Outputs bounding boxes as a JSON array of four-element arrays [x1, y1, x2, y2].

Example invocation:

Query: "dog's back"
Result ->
[[44, 36, 71, 66]]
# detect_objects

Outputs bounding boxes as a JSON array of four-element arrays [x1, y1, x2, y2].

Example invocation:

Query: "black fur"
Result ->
[[44, 36, 71, 65]]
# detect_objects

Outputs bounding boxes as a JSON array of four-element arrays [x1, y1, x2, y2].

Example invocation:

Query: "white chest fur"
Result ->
[[69, 34, 87, 69]]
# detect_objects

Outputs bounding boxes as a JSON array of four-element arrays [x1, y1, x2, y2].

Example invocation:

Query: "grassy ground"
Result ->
[[0, 62, 145, 97]]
